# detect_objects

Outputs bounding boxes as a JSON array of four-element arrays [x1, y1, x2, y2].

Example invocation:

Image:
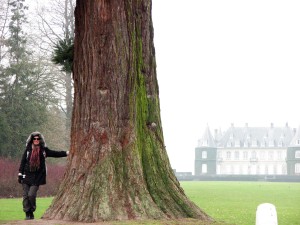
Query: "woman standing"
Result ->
[[18, 131, 69, 220]]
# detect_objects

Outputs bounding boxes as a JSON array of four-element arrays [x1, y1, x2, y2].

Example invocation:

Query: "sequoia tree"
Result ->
[[43, 0, 212, 222]]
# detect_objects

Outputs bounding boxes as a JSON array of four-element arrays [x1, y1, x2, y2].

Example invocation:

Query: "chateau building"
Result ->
[[195, 123, 300, 176]]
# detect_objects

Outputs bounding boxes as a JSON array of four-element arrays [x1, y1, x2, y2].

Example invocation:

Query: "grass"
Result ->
[[0, 181, 299, 225], [0, 198, 50, 222], [181, 181, 300, 225]]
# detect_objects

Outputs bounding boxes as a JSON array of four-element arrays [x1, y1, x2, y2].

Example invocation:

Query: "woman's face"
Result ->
[[33, 136, 40, 145]]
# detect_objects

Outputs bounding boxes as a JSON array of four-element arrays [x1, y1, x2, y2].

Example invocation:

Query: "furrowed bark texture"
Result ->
[[43, 0, 212, 222]]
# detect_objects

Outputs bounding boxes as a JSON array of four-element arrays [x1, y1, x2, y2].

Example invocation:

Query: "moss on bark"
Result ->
[[43, 0, 213, 223]]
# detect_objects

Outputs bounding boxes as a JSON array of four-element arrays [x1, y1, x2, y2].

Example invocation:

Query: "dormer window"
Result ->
[[230, 133, 234, 140], [235, 140, 240, 147], [278, 136, 284, 147], [269, 140, 275, 147], [278, 140, 283, 147], [297, 139, 300, 145]]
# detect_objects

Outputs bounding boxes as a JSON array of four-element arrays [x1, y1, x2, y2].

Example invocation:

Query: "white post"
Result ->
[[256, 203, 278, 225]]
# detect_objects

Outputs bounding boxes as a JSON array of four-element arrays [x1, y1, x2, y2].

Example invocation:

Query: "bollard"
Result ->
[[256, 203, 278, 225]]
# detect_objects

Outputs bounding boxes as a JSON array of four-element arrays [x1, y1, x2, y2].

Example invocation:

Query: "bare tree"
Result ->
[[0, 0, 10, 64], [30, 0, 75, 139], [43, 0, 212, 223]]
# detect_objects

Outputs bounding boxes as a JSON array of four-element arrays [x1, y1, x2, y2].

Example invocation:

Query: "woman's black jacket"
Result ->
[[19, 147, 67, 186]]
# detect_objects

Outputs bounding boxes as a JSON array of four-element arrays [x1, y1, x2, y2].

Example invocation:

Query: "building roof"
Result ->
[[198, 125, 217, 148], [198, 123, 297, 148], [289, 125, 300, 147]]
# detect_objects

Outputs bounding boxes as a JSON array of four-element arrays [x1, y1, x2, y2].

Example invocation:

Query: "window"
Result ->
[[242, 165, 248, 174], [268, 151, 274, 160], [202, 151, 207, 159], [277, 151, 282, 160], [265, 165, 269, 174], [239, 165, 243, 174], [295, 163, 300, 174], [278, 136, 284, 147], [257, 165, 261, 175], [202, 164, 207, 174], [251, 151, 257, 158], [250, 164, 256, 174], [295, 151, 300, 158], [226, 165, 231, 174], [274, 165, 277, 174], [234, 151, 239, 160], [252, 140, 257, 147], [243, 151, 248, 160], [269, 140, 275, 147], [234, 165, 239, 174], [230, 165, 234, 174], [260, 151, 266, 160], [277, 164, 283, 175], [226, 151, 231, 160]]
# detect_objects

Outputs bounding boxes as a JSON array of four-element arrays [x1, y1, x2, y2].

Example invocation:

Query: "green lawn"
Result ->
[[0, 197, 51, 222], [181, 181, 300, 225], [0, 181, 299, 225]]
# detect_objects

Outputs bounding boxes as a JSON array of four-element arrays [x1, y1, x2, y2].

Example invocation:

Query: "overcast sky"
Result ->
[[152, 0, 300, 173], [26, 0, 300, 173]]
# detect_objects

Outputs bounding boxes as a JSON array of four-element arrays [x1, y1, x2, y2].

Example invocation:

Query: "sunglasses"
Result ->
[[33, 138, 40, 140]]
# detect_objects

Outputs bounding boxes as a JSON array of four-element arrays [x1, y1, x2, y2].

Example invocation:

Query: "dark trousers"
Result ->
[[22, 183, 39, 213]]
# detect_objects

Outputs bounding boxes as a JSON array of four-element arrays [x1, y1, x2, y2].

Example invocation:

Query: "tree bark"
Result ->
[[43, 0, 212, 222]]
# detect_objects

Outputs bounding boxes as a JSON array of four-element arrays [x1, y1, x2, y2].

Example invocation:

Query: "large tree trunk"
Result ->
[[43, 0, 212, 222]]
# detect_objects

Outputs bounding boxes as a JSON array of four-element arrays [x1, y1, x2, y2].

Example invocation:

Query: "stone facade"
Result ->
[[195, 123, 300, 176]]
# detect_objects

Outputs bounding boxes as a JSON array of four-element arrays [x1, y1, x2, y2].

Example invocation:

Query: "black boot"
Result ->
[[25, 212, 31, 220], [29, 211, 34, 219]]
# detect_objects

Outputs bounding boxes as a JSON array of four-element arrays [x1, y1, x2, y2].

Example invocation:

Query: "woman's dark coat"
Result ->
[[19, 132, 67, 186]]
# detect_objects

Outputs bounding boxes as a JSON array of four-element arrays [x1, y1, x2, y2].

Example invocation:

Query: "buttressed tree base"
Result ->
[[43, 0, 213, 222]]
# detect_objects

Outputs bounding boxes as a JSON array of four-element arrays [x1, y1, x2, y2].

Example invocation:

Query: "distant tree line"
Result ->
[[0, 0, 75, 158]]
